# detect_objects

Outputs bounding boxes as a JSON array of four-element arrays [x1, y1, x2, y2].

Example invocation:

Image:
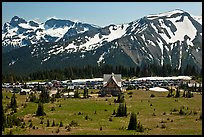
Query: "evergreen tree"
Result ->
[[128, 112, 137, 130], [52, 120, 55, 127], [2, 104, 7, 131], [39, 87, 50, 103], [46, 119, 50, 127], [183, 89, 186, 97], [59, 121, 63, 127], [127, 112, 144, 132], [36, 102, 46, 116], [116, 103, 127, 117], [116, 93, 124, 103], [194, 83, 197, 92], [175, 87, 180, 98], [83, 88, 88, 98], [10, 93, 17, 113]]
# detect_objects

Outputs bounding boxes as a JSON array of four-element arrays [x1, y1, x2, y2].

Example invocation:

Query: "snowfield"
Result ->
[[149, 87, 168, 92]]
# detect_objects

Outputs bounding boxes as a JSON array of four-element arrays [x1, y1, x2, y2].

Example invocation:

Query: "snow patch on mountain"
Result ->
[[151, 15, 197, 44], [9, 59, 18, 66], [45, 26, 69, 38], [147, 9, 185, 19], [97, 52, 107, 65]]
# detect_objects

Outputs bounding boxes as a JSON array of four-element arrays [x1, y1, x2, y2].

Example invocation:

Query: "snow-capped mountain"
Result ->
[[2, 16, 99, 53], [2, 9, 202, 75]]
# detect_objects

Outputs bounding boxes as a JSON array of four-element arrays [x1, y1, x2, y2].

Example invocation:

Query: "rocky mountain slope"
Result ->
[[2, 9, 202, 75]]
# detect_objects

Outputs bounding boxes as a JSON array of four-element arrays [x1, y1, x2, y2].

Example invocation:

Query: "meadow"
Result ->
[[2, 88, 202, 135]]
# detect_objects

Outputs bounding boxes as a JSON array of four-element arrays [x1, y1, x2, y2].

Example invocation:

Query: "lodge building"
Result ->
[[99, 73, 123, 96]]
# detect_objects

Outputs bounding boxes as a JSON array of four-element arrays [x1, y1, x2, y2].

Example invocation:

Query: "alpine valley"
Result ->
[[2, 9, 202, 76]]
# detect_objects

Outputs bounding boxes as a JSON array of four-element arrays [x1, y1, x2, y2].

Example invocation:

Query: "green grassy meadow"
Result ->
[[2, 88, 202, 135]]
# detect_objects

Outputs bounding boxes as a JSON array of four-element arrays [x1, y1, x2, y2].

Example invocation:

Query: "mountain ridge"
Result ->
[[2, 9, 202, 75]]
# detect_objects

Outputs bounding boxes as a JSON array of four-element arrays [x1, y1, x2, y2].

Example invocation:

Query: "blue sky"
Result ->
[[2, 2, 202, 27]]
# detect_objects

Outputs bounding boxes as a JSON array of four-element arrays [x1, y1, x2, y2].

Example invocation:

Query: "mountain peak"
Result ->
[[146, 9, 186, 19], [10, 16, 27, 27]]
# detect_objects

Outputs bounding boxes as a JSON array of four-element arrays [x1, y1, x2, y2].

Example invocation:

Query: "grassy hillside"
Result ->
[[2, 89, 202, 135]]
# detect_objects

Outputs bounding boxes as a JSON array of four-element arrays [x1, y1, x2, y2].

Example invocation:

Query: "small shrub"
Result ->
[[160, 120, 167, 123], [52, 120, 55, 127], [100, 127, 102, 131], [59, 121, 63, 127], [112, 110, 116, 115], [69, 120, 78, 127], [163, 112, 166, 115], [104, 109, 107, 111], [199, 113, 202, 120], [193, 111, 198, 115], [180, 106, 185, 109], [78, 112, 82, 115], [59, 104, 61, 107], [51, 107, 55, 111], [32, 126, 35, 129], [109, 117, 113, 121], [56, 128, 60, 133], [119, 126, 125, 130], [85, 115, 89, 120], [40, 120, 43, 124], [136, 122, 144, 132], [179, 109, 185, 115], [172, 108, 178, 112], [150, 103, 153, 106], [114, 99, 117, 103], [67, 126, 71, 132], [170, 120, 173, 122], [167, 117, 170, 121], [150, 94, 155, 97], [21, 124, 25, 129], [161, 124, 166, 129], [127, 85, 135, 90], [152, 113, 156, 116], [127, 92, 133, 95], [46, 120, 50, 127]]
